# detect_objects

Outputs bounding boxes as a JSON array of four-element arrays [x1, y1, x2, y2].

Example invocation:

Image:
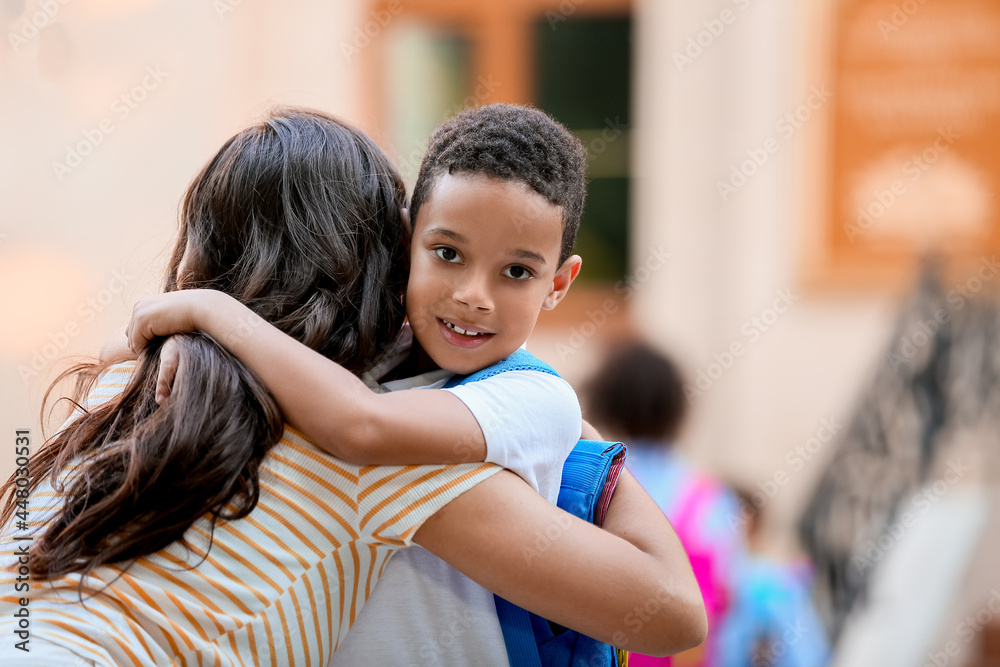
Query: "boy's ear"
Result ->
[[542, 255, 582, 311]]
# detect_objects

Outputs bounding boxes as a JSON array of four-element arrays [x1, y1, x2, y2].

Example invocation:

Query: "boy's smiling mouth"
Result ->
[[437, 317, 495, 348], [442, 318, 490, 336]]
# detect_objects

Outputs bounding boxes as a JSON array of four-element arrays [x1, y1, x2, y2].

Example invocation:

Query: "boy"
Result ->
[[127, 103, 589, 663]]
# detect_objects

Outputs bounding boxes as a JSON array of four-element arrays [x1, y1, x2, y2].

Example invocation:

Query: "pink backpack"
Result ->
[[629, 477, 728, 667]]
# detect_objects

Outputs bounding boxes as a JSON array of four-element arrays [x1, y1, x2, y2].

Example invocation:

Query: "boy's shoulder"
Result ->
[[441, 348, 580, 448], [441, 348, 580, 503]]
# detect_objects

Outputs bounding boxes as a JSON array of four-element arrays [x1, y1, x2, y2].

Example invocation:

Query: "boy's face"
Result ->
[[406, 173, 581, 375]]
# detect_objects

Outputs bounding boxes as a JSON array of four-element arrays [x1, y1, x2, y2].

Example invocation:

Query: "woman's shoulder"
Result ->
[[84, 360, 139, 409]]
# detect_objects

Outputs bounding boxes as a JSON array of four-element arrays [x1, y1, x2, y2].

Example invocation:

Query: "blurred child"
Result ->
[[716, 489, 830, 667], [584, 340, 745, 666]]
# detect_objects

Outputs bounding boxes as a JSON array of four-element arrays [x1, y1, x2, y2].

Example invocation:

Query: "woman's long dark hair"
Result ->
[[0, 108, 409, 579]]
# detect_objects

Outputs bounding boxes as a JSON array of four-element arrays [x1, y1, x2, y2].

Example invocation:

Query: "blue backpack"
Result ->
[[445, 349, 628, 667]]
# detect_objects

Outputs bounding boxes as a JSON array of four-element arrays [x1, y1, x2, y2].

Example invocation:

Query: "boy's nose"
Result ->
[[451, 273, 494, 311]]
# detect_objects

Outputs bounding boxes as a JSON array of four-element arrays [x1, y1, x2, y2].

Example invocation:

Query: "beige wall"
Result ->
[[0, 0, 370, 480], [628, 0, 899, 551]]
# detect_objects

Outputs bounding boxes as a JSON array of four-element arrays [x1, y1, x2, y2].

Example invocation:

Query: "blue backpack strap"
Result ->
[[443, 348, 559, 388], [446, 351, 625, 667], [494, 597, 544, 667], [493, 440, 626, 667]]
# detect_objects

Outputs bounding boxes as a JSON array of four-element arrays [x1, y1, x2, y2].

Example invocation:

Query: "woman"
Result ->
[[0, 108, 705, 666]]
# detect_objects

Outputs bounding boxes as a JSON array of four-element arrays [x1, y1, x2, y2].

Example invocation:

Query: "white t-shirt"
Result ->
[[331, 363, 582, 666]]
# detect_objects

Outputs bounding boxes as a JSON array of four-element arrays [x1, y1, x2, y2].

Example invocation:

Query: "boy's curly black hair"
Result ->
[[410, 103, 587, 266]]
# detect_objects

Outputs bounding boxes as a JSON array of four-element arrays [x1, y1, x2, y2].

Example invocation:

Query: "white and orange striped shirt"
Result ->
[[0, 362, 499, 666]]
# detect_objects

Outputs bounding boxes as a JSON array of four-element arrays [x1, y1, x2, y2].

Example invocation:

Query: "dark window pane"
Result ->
[[573, 177, 630, 282], [536, 15, 632, 283], [536, 17, 632, 128]]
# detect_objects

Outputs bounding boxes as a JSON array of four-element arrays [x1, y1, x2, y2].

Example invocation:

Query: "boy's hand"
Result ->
[[126, 289, 224, 353], [155, 336, 181, 404]]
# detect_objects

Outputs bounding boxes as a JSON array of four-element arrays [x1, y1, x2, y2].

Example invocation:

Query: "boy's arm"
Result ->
[[442, 369, 581, 489], [414, 468, 708, 656], [127, 289, 486, 464], [581, 419, 603, 440]]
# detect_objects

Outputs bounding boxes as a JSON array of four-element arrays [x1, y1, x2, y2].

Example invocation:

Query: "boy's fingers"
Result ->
[[155, 337, 181, 404], [126, 307, 141, 352], [127, 300, 154, 352]]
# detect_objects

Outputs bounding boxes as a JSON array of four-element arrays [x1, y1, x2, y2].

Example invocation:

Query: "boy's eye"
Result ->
[[435, 247, 460, 263], [502, 265, 532, 281]]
